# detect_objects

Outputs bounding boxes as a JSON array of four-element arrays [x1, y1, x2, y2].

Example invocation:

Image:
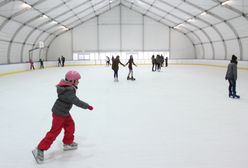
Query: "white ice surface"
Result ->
[[0, 65, 248, 168]]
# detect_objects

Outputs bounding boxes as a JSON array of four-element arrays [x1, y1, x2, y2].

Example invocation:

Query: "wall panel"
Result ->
[[10, 43, 22, 63], [144, 17, 169, 51], [195, 45, 204, 59], [203, 43, 213, 59], [0, 41, 8, 64], [99, 25, 120, 51], [225, 39, 240, 60], [241, 38, 248, 61], [72, 18, 97, 51], [213, 42, 225, 60], [170, 30, 194, 59], [48, 31, 72, 61], [122, 25, 143, 51]]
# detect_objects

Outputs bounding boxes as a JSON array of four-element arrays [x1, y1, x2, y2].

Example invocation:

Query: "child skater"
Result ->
[[125, 55, 137, 80], [29, 58, 35, 70], [111, 55, 125, 82], [32, 70, 94, 164], [225, 55, 240, 98]]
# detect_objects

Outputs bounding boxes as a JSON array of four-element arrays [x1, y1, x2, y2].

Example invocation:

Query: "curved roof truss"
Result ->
[[0, 0, 247, 63]]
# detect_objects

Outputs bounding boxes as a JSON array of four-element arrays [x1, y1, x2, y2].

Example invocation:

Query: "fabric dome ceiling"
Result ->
[[0, 0, 247, 63]]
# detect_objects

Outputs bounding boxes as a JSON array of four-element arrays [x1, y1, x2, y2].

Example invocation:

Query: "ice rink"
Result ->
[[0, 64, 248, 168]]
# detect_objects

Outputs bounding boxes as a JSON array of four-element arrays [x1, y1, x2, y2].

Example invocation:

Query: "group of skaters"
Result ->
[[28, 55, 65, 70], [108, 54, 169, 82], [151, 54, 168, 72], [108, 53, 240, 99], [29, 53, 239, 99]]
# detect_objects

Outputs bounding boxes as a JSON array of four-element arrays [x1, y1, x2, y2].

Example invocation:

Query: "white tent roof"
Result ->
[[0, 0, 248, 62]]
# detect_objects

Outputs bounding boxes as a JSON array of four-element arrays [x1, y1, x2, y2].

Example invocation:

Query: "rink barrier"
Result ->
[[0, 59, 248, 76]]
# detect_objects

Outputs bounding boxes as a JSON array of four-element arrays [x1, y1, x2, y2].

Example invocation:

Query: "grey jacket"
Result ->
[[52, 84, 89, 116], [225, 62, 237, 81]]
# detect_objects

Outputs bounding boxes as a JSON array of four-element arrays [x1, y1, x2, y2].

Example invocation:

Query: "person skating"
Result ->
[[29, 58, 35, 70], [151, 55, 156, 71], [125, 55, 137, 80], [39, 58, 44, 69], [106, 56, 111, 66], [32, 70, 94, 164], [61, 56, 65, 67], [58, 57, 61, 67], [112, 55, 125, 82], [225, 55, 240, 98], [165, 57, 168, 67]]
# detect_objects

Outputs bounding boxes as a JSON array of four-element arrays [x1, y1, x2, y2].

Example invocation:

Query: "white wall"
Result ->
[[47, 31, 72, 61], [47, 5, 194, 59], [72, 18, 98, 52], [170, 30, 195, 59], [144, 17, 169, 51]]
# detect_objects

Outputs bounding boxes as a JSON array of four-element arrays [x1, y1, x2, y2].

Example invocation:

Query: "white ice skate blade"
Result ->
[[63, 146, 78, 151], [32, 149, 42, 164]]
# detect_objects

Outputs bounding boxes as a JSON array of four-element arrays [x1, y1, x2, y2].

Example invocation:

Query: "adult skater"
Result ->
[[112, 55, 125, 82], [151, 55, 156, 71], [39, 58, 44, 69], [155, 55, 162, 72], [165, 57, 168, 67], [61, 56, 65, 67], [125, 55, 137, 80], [32, 70, 94, 164], [58, 57, 61, 67], [225, 55, 240, 98]]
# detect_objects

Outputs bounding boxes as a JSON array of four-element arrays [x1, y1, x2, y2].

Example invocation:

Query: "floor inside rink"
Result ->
[[0, 64, 248, 168]]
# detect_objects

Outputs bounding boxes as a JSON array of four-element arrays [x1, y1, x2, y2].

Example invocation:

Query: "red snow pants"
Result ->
[[38, 113, 75, 150]]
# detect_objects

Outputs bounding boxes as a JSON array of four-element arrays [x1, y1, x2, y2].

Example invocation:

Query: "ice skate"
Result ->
[[228, 93, 233, 98], [127, 76, 130, 80], [32, 147, 44, 164], [233, 94, 240, 99], [63, 142, 78, 151], [131, 77, 136, 81]]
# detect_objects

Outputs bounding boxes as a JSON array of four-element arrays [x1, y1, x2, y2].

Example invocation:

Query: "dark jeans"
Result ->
[[228, 79, 236, 95], [152, 63, 156, 71], [114, 70, 118, 79]]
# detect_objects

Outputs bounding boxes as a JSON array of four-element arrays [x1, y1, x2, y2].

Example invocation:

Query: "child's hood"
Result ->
[[56, 79, 75, 93]]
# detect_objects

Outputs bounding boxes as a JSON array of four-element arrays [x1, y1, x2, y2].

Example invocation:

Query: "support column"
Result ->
[[97, 16, 100, 56], [169, 28, 171, 58], [120, 6, 122, 53], [142, 15, 144, 53]]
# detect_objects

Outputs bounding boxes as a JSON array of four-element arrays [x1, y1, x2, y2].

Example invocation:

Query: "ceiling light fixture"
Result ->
[[187, 18, 194, 22], [42, 14, 48, 19], [174, 24, 183, 29], [200, 12, 207, 16], [22, 2, 32, 9], [221, 0, 230, 5], [51, 20, 57, 24]]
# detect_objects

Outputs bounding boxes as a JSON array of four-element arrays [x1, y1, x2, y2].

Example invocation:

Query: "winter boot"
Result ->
[[127, 76, 130, 80], [63, 142, 78, 151], [228, 92, 233, 98], [32, 147, 44, 164]]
